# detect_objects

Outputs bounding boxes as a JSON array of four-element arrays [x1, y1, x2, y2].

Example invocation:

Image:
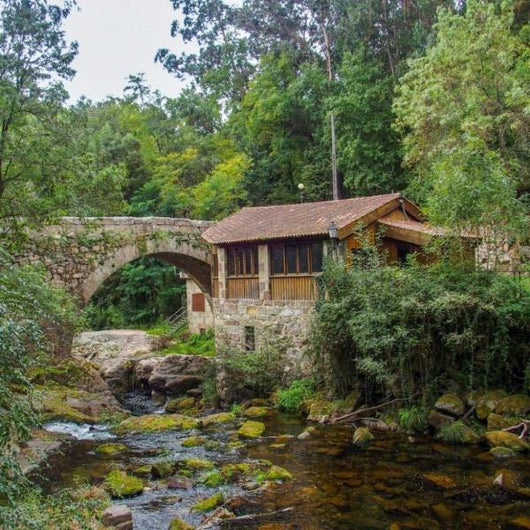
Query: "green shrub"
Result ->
[[398, 406, 428, 433], [276, 379, 315, 412], [162, 329, 215, 357], [309, 254, 530, 402], [436, 420, 469, 444]]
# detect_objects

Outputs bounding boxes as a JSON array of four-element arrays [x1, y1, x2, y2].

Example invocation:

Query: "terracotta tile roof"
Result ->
[[378, 217, 446, 236], [202, 193, 402, 244]]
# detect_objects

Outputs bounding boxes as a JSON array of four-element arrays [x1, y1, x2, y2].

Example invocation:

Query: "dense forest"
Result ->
[[1, 0, 527, 324]]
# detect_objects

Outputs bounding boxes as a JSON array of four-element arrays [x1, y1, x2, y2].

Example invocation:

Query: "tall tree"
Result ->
[[394, 0, 530, 233], [0, 0, 77, 220]]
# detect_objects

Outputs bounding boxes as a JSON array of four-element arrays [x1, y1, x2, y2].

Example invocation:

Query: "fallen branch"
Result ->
[[219, 507, 294, 526], [330, 398, 405, 424], [502, 419, 530, 439]]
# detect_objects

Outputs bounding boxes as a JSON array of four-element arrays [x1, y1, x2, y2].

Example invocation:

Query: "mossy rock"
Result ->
[[434, 394, 465, 417], [201, 470, 224, 487], [422, 472, 456, 490], [487, 413, 519, 431], [490, 447, 516, 459], [95, 443, 128, 455], [307, 397, 336, 422], [353, 427, 374, 445], [238, 421, 265, 438], [113, 413, 197, 435], [243, 406, 271, 418], [165, 397, 196, 413], [132, 465, 152, 477], [475, 390, 507, 420], [179, 458, 214, 471], [104, 469, 144, 498], [494, 394, 530, 417], [191, 492, 224, 512], [458, 425, 482, 444], [428, 410, 455, 429], [265, 465, 292, 482], [200, 412, 236, 427], [182, 436, 206, 448], [169, 517, 195, 530], [152, 461, 173, 478], [221, 463, 252, 482], [485, 431, 529, 452]]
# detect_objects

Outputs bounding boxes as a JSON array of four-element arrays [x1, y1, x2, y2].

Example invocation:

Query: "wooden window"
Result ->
[[192, 293, 205, 312], [270, 241, 323, 275], [227, 245, 259, 277]]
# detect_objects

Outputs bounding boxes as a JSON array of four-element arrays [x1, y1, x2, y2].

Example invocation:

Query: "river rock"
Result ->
[[166, 396, 196, 413], [167, 476, 194, 490], [493, 469, 521, 490], [485, 431, 530, 452], [490, 447, 516, 459], [353, 427, 374, 445], [508, 517, 530, 530], [104, 470, 144, 498], [136, 354, 212, 397], [113, 413, 198, 435], [475, 390, 507, 420], [243, 406, 272, 418], [72, 330, 167, 395], [169, 518, 194, 530], [428, 409, 455, 429], [307, 398, 336, 422], [434, 393, 465, 417], [487, 413, 518, 431], [102, 504, 133, 530], [423, 472, 456, 490], [200, 412, 236, 427], [237, 420, 265, 438], [494, 394, 530, 417]]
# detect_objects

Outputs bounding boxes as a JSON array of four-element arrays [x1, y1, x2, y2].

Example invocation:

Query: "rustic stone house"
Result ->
[[187, 192, 440, 357]]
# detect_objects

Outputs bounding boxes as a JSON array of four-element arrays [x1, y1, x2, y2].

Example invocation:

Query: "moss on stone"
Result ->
[[169, 517, 194, 530], [113, 413, 197, 435], [487, 413, 519, 431], [104, 469, 143, 498], [181, 436, 206, 448], [191, 492, 224, 512], [353, 427, 375, 445], [307, 397, 336, 422], [200, 412, 236, 427], [485, 431, 530, 452], [243, 406, 271, 418], [165, 397, 196, 413], [221, 463, 252, 481], [490, 447, 516, 459], [152, 461, 173, 478], [201, 470, 224, 487], [475, 390, 507, 420], [95, 443, 128, 455], [494, 394, 530, 417], [434, 394, 465, 417], [237, 420, 265, 438], [180, 457, 214, 471], [265, 465, 292, 482], [132, 465, 152, 477]]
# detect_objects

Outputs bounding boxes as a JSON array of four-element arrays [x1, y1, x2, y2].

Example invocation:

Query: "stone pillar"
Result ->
[[217, 247, 227, 299], [258, 244, 271, 300]]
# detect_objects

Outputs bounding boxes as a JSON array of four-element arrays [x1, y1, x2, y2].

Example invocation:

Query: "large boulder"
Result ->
[[102, 505, 133, 530], [485, 431, 530, 452], [72, 330, 168, 395], [136, 354, 212, 398], [475, 390, 507, 420], [494, 395, 530, 417], [434, 394, 465, 417]]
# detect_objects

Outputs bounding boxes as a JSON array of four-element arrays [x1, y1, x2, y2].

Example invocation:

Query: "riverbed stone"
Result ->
[[200, 412, 236, 427], [152, 461, 173, 478], [182, 436, 206, 447], [132, 465, 152, 477], [102, 504, 133, 530], [307, 398, 336, 422], [431, 503, 455, 524], [179, 457, 214, 471], [508, 517, 530, 530], [485, 431, 530, 452], [113, 413, 197, 435], [104, 470, 144, 498], [165, 396, 196, 413], [95, 443, 128, 455], [494, 394, 530, 417], [490, 447, 516, 460], [191, 492, 225, 512], [238, 420, 265, 438], [434, 393, 465, 417], [169, 517, 194, 530], [167, 476, 193, 490], [423, 472, 456, 490], [353, 427, 374, 445], [297, 426, 316, 440], [487, 413, 518, 431], [493, 469, 521, 490], [265, 465, 292, 482], [243, 406, 271, 418]]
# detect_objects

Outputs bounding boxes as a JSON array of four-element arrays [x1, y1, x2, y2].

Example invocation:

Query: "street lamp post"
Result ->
[[298, 183, 305, 203]]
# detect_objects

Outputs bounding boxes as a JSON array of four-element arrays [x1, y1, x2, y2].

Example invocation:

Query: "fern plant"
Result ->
[[398, 406, 428, 432]]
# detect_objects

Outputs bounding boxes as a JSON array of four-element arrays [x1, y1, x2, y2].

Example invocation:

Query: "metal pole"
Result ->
[[331, 113, 338, 200]]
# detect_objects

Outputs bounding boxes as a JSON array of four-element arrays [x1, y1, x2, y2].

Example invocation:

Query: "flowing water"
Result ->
[[40, 402, 530, 530]]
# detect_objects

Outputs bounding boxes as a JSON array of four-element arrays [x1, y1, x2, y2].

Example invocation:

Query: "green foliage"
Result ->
[[0, 486, 109, 530], [276, 379, 315, 413], [310, 255, 530, 403], [216, 333, 291, 402], [435, 420, 469, 444], [398, 407, 429, 433], [161, 330, 216, 357], [83, 257, 185, 329], [394, 0, 530, 234], [0, 253, 79, 503]]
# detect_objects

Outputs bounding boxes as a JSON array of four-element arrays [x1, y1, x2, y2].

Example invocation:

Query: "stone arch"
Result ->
[[80, 238, 212, 304]]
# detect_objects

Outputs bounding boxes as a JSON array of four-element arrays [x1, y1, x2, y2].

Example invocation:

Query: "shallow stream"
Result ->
[[40, 402, 530, 529]]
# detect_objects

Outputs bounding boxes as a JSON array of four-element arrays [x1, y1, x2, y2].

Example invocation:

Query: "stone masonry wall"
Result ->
[[186, 278, 214, 333], [212, 297, 315, 374]]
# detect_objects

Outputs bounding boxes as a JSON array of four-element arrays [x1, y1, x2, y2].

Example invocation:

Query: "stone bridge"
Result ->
[[20, 217, 214, 303]]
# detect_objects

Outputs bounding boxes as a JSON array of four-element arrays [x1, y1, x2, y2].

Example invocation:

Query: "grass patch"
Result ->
[[158, 329, 216, 357]]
